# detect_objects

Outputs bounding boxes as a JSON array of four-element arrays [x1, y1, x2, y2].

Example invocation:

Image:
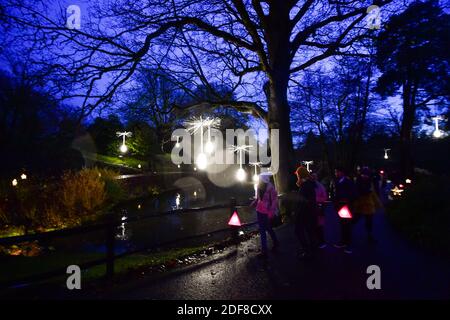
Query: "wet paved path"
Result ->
[[91, 206, 450, 299]]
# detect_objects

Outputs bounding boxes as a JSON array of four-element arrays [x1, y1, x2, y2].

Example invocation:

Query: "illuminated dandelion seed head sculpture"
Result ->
[[250, 162, 262, 183], [303, 161, 313, 172], [184, 116, 221, 169], [229, 145, 253, 182], [116, 131, 132, 153], [174, 135, 181, 148], [432, 116, 444, 138]]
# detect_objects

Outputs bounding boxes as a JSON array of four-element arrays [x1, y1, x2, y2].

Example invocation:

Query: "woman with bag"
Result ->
[[251, 172, 280, 259]]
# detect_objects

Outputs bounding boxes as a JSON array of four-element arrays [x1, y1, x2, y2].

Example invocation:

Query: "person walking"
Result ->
[[332, 166, 356, 254], [311, 173, 328, 248], [252, 172, 279, 259], [353, 167, 383, 244], [294, 166, 318, 260]]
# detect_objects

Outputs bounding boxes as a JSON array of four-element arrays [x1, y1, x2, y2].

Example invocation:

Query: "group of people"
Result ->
[[251, 165, 383, 259]]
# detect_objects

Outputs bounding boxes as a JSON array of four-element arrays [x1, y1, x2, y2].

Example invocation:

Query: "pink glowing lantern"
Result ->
[[228, 211, 242, 227], [338, 205, 353, 219]]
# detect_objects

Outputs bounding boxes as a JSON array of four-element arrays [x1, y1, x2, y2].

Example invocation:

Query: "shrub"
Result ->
[[0, 167, 125, 235], [386, 174, 450, 255], [60, 168, 107, 219]]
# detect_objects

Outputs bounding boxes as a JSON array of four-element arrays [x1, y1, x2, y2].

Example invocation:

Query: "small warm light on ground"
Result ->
[[138, 164, 141, 169], [406, 178, 412, 184], [137, 204, 141, 209], [12, 179, 18, 187], [391, 186, 404, 196], [20, 173, 27, 180]]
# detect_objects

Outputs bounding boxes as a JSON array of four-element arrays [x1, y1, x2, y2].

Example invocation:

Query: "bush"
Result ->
[[60, 168, 107, 219], [0, 167, 125, 235], [386, 174, 450, 255]]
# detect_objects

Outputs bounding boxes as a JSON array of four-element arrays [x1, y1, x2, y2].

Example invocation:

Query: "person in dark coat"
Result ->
[[294, 166, 318, 260], [353, 167, 383, 243], [333, 166, 356, 253]]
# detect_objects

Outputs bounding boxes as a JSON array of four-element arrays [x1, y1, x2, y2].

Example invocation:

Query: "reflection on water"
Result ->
[[175, 193, 181, 209], [116, 212, 132, 241], [78, 179, 257, 253]]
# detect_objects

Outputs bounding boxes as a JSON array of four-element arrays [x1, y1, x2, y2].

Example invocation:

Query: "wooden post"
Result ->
[[105, 214, 116, 279]]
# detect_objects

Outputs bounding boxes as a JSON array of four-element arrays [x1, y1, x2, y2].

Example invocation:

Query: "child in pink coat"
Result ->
[[252, 173, 279, 258]]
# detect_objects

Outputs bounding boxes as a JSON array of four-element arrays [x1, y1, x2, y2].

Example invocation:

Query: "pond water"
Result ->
[[55, 175, 257, 255]]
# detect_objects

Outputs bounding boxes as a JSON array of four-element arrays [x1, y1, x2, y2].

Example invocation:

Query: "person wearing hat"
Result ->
[[294, 166, 318, 260], [251, 172, 279, 259]]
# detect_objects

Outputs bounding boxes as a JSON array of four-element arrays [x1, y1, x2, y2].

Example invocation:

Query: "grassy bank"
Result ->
[[0, 245, 206, 286]]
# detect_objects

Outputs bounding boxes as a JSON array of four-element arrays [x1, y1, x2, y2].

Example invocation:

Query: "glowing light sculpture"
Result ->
[[303, 161, 313, 172], [184, 116, 220, 170], [432, 116, 444, 138], [174, 135, 181, 148], [116, 131, 132, 154], [384, 148, 390, 160], [204, 117, 221, 154], [229, 145, 252, 182], [250, 162, 262, 198]]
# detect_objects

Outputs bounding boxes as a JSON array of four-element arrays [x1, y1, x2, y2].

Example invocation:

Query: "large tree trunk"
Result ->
[[400, 80, 416, 178], [268, 80, 295, 194], [265, 2, 295, 195]]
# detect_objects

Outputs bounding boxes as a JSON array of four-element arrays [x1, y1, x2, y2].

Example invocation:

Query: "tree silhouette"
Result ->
[[375, 0, 450, 177], [3, 0, 400, 191]]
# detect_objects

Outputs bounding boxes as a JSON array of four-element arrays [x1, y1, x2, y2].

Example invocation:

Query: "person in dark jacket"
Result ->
[[294, 166, 318, 260], [333, 166, 356, 253], [353, 167, 383, 243]]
